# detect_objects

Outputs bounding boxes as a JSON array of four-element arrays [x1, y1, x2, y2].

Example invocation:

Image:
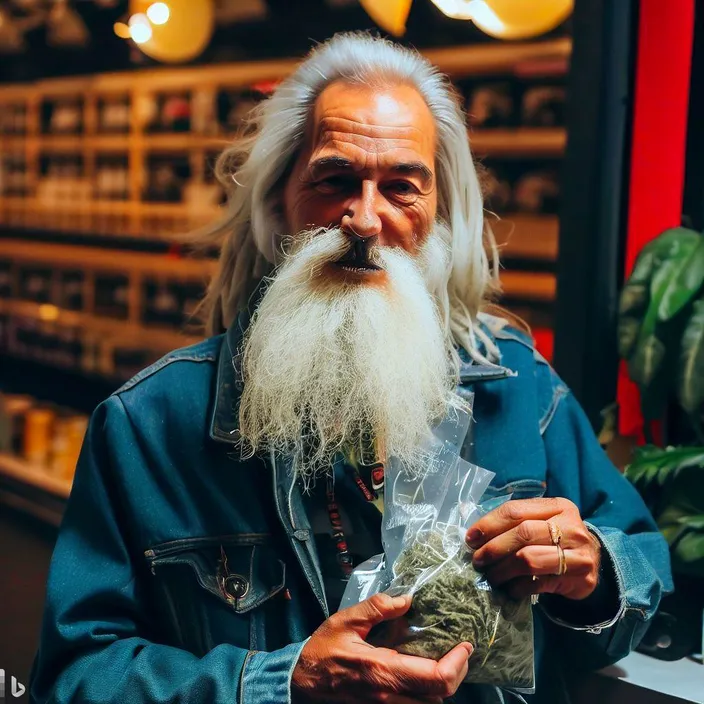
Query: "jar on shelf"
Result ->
[[465, 82, 515, 129], [50, 414, 87, 481], [98, 95, 130, 134], [3, 394, 33, 454], [23, 406, 55, 466], [521, 85, 566, 128]]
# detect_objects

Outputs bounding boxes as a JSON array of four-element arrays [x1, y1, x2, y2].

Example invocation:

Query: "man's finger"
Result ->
[[336, 592, 412, 638], [472, 519, 554, 568], [482, 546, 593, 586], [436, 642, 473, 692], [506, 574, 561, 600], [382, 642, 472, 697], [466, 498, 564, 548]]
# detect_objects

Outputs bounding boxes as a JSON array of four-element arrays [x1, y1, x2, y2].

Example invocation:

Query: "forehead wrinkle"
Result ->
[[319, 134, 424, 158], [317, 115, 427, 140]]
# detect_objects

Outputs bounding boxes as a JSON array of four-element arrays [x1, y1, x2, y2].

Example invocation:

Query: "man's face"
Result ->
[[240, 84, 450, 479], [282, 81, 438, 261]]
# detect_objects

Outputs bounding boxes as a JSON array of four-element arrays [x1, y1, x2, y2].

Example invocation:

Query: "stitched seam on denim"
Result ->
[[239, 650, 257, 704], [249, 546, 258, 650], [539, 384, 569, 435], [113, 352, 217, 395]]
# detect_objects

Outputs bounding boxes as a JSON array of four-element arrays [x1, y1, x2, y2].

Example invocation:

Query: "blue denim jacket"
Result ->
[[29, 314, 673, 704]]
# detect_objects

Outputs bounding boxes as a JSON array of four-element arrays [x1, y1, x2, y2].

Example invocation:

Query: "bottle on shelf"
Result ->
[[521, 84, 566, 128], [0, 104, 27, 134], [143, 155, 190, 202], [58, 271, 84, 311], [465, 81, 515, 129], [94, 275, 129, 320], [146, 92, 191, 133], [23, 405, 56, 466], [44, 98, 83, 134], [18, 267, 52, 304], [98, 95, 130, 134]]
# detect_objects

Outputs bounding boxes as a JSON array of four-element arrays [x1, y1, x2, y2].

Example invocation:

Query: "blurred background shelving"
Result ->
[[0, 8, 572, 512]]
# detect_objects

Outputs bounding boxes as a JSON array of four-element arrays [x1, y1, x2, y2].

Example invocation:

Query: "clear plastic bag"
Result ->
[[340, 405, 535, 693]]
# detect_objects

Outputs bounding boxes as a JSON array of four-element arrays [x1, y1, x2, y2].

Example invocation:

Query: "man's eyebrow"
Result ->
[[306, 157, 354, 179], [390, 162, 434, 187], [306, 157, 434, 188]]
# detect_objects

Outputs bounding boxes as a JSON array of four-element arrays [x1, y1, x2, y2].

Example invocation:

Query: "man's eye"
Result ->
[[315, 176, 355, 193], [385, 181, 419, 200]]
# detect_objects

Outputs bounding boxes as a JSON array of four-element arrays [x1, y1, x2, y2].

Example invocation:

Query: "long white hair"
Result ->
[[195, 31, 501, 363]]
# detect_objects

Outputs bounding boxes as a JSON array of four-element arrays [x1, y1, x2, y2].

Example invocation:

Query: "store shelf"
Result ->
[[0, 38, 571, 101], [493, 215, 559, 260], [137, 129, 566, 157], [90, 134, 131, 151], [0, 452, 71, 526], [500, 270, 556, 302], [0, 452, 71, 499], [471, 128, 566, 158], [37, 135, 85, 152], [0, 238, 216, 279], [143, 133, 231, 152], [423, 38, 571, 78], [0, 299, 202, 352], [0, 197, 222, 240], [0, 135, 27, 151]]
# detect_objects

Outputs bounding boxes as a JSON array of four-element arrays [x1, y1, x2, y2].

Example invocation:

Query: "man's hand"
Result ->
[[291, 593, 473, 704], [466, 497, 601, 601]]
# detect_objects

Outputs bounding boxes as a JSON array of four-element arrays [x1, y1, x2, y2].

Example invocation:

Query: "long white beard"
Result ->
[[238, 226, 460, 483]]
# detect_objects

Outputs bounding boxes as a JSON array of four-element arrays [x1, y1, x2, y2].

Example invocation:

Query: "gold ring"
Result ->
[[556, 544, 567, 576], [548, 520, 562, 546]]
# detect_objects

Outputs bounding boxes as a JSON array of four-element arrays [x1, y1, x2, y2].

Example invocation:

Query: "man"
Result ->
[[30, 33, 672, 704]]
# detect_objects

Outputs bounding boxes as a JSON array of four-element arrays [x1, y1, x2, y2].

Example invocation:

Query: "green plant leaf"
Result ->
[[628, 334, 669, 420], [679, 298, 704, 413], [628, 334, 665, 388], [617, 228, 699, 359], [676, 514, 704, 529], [632, 444, 671, 461], [674, 531, 704, 563], [645, 226, 702, 262], [625, 446, 704, 489], [617, 315, 643, 360], [661, 523, 688, 545], [628, 248, 658, 286], [658, 236, 704, 321], [619, 283, 650, 316]]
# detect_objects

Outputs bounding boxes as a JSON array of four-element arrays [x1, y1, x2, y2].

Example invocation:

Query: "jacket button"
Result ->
[[293, 529, 310, 541], [225, 574, 249, 600]]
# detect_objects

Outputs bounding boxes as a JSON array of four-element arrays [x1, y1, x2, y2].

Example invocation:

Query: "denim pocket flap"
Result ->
[[145, 534, 286, 615]]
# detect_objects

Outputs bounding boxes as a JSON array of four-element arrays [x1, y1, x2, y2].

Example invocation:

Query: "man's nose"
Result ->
[[341, 181, 382, 240]]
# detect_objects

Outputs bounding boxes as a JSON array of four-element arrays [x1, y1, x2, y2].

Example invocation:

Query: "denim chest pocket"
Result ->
[[144, 534, 287, 656]]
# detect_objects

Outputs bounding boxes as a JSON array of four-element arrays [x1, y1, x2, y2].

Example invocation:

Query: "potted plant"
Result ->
[[617, 225, 704, 659]]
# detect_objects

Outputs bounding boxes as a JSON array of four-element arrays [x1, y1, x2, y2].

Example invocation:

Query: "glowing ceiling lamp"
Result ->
[[359, 0, 572, 39], [429, 0, 573, 39], [359, 0, 413, 37], [128, 0, 214, 63], [146, 2, 170, 26], [128, 12, 152, 44], [113, 21, 131, 39]]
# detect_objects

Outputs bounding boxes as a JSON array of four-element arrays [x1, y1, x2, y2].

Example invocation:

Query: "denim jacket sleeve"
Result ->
[[538, 372, 674, 670], [29, 394, 306, 704]]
